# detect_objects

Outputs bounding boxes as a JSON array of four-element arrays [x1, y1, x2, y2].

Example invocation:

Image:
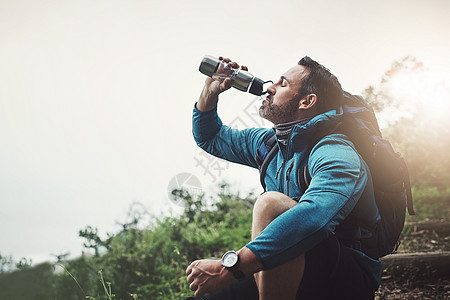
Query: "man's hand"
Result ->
[[196, 57, 248, 112], [186, 258, 235, 297]]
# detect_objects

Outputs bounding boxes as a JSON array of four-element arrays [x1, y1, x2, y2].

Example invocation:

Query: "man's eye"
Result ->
[[281, 79, 287, 87]]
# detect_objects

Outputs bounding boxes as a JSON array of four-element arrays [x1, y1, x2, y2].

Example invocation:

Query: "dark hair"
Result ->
[[297, 56, 343, 114]]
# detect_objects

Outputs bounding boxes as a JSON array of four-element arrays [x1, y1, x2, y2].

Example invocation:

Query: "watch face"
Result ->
[[222, 251, 238, 268]]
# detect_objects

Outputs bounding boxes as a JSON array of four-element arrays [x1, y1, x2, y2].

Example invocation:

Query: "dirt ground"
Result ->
[[375, 279, 450, 299], [375, 219, 450, 299]]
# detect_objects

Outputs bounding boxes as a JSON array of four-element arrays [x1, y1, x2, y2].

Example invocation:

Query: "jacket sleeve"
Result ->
[[245, 136, 369, 270], [192, 104, 271, 168]]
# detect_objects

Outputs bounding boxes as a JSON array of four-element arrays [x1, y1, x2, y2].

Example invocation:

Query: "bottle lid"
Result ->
[[249, 77, 265, 96]]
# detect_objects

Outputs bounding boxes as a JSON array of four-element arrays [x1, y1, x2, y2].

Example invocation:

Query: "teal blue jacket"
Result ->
[[192, 104, 382, 288]]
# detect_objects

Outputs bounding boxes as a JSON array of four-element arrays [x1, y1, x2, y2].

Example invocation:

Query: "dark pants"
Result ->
[[187, 236, 376, 300]]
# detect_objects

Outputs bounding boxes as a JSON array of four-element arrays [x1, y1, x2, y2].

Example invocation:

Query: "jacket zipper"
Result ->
[[285, 160, 295, 196], [276, 129, 295, 192], [275, 160, 285, 180]]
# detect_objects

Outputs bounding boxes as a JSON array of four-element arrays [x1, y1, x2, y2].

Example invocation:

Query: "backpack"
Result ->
[[255, 91, 415, 259]]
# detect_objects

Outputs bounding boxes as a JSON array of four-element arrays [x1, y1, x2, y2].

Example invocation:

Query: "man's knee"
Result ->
[[253, 191, 296, 220]]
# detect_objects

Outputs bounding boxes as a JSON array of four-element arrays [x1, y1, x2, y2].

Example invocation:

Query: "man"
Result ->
[[186, 56, 382, 299]]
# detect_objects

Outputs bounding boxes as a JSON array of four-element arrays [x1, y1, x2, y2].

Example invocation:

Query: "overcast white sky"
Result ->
[[1, 0, 449, 264]]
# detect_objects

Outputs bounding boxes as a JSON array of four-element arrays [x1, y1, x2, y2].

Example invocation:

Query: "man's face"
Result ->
[[259, 65, 309, 125]]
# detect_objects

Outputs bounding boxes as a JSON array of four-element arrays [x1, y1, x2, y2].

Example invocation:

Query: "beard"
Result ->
[[259, 97, 300, 125]]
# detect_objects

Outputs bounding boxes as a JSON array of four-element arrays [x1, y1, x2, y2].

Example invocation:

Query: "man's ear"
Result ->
[[299, 94, 317, 110]]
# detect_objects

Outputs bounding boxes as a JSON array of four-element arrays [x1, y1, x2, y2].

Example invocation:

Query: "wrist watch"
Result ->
[[221, 250, 245, 279]]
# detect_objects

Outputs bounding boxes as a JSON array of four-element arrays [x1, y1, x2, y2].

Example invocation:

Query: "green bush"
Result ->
[[407, 187, 450, 222], [64, 185, 253, 300]]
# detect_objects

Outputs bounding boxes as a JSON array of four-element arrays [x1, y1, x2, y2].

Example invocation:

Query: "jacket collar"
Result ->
[[288, 108, 344, 156]]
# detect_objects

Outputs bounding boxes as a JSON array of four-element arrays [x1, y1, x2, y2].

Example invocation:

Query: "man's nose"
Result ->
[[267, 85, 276, 95]]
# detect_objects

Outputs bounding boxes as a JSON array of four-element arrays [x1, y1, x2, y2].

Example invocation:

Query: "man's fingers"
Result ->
[[218, 56, 249, 71], [229, 61, 239, 69], [194, 284, 206, 298], [189, 281, 198, 291], [219, 56, 242, 70], [221, 57, 231, 63], [186, 273, 193, 284], [185, 263, 192, 275], [221, 78, 233, 91]]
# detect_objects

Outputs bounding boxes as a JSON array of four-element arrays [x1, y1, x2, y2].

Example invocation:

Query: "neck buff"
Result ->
[[274, 119, 310, 149]]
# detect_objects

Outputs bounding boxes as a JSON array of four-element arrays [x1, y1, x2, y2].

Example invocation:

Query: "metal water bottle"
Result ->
[[199, 55, 266, 96]]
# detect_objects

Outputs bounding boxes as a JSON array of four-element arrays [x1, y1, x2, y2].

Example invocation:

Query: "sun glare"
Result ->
[[376, 64, 450, 130]]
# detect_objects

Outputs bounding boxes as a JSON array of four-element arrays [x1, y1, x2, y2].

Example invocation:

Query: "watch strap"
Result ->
[[229, 266, 245, 279]]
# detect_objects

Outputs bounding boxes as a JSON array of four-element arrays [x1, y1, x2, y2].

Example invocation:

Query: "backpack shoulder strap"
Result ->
[[400, 156, 415, 215], [256, 132, 278, 191], [297, 128, 343, 192], [298, 164, 311, 192]]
